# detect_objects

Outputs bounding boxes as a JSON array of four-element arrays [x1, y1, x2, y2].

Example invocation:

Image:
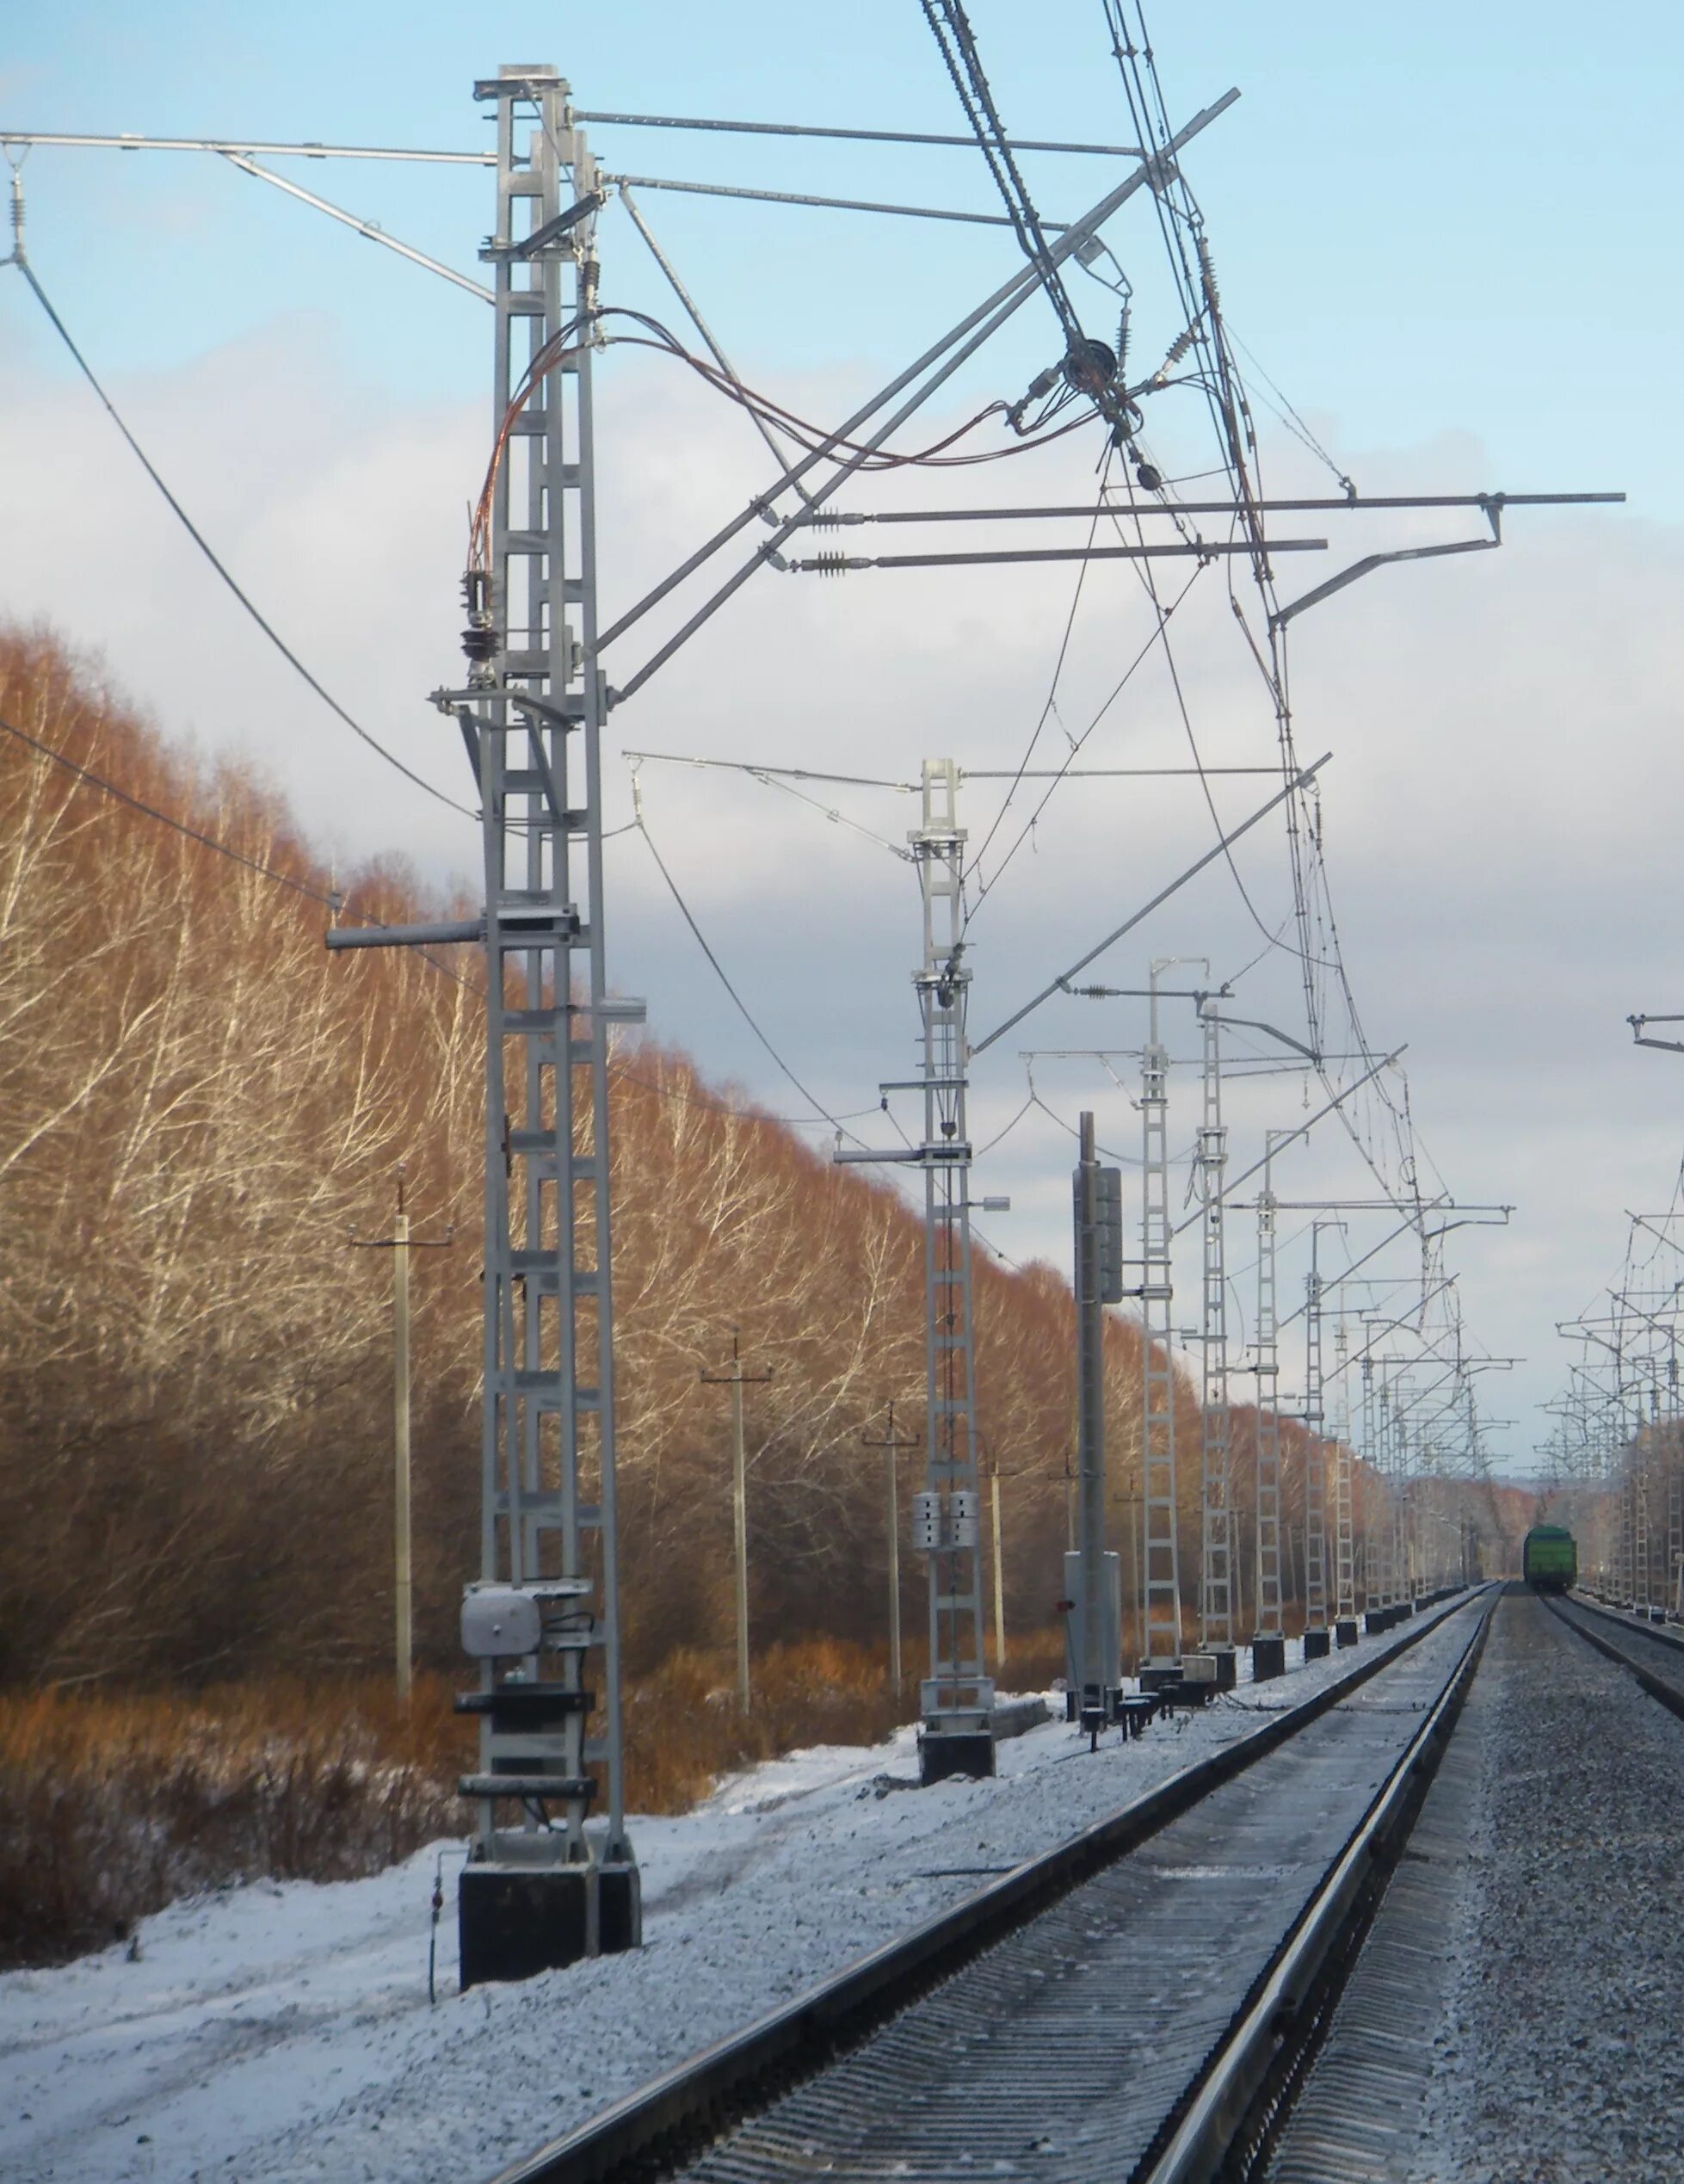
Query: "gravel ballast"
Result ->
[[1407, 1589, 1684, 2182]]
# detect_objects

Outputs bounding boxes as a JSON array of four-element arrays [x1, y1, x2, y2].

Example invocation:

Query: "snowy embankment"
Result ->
[[0, 1626, 1436, 2184]]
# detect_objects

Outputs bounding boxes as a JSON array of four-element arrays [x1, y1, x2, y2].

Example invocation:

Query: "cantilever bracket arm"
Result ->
[[1197, 1006, 1318, 1064], [1269, 501, 1503, 632], [971, 755, 1330, 1057], [1628, 1012, 1684, 1055]]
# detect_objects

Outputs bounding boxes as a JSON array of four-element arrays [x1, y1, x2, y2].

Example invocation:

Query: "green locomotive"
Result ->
[[1521, 1524, 1576, 1593]]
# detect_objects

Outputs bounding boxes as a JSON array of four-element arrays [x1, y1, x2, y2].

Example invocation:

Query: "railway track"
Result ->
[[486, 1589, 1494, 2184], [1543, 1591, 1684, 1720]]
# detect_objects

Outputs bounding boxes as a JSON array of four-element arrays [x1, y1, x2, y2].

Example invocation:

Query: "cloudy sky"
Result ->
[[3, 2, 1680, 1470]]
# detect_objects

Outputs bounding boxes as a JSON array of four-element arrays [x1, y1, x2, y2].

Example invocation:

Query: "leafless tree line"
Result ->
[[1, 628, 1361, 1687]]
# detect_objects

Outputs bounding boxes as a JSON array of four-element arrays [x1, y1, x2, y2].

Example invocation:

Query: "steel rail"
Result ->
[[1135, 1589, 1495, 2184], [482, 1589, 1481, 2184], [1544, 1593, 1684, 1722]]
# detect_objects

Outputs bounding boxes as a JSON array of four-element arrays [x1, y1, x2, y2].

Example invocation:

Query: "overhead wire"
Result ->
[[0, 706, 479, 990], [9, 253, 476, 821], [632, 787, 873, 1151], [966, 441, 1115, 886]]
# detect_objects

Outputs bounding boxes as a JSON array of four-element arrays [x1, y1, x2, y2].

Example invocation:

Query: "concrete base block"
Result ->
[[1302, 1626, 1332, 1661], [1335, 1617, 1360, 1648], [1138, 1663, 1182, 1694], [1250, 1635, 1287, 1681], [1207, 1647, 1238, 1690], [990, 1697, 1052, 1743], [919, 1729, 996, 1785], [459, 1860, 641, 1990]]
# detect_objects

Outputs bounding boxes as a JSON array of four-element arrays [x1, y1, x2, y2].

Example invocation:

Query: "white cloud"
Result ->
[[0, 311, 1674, 1465]]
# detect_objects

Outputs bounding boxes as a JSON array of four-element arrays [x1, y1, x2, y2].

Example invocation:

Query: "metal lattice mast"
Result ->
[[1336, 1389, 1362, 1616], [1140, 962, 1183, 1664], [1635, 1391, 1653, 1611], [1301, 1205, 1328, 1633], [1669, 1353, 1681, 1611], [1196, 1003, 1233, 1650], [1372, 1380, 1389, 1605], [910, 760, 994, 1769], [1255, 1148, 1286, 1639], [449, 69, 638, 1974], [1331, 1312, 1356, 1619]]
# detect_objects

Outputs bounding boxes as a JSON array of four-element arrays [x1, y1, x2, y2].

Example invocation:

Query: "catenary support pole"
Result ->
[[1140, 963, 1184, 1667], [1075, 1111, 1107, 1718], [1195, 1001, 1234, 1666], [910, 760, 994, 1780], [432, 68, 647, 1987], [1301, 1205, 1328, 1642], [1254, 1138, 1288, 1658]]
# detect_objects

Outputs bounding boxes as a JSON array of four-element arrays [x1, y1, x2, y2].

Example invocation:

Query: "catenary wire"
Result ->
[[633, 802, 873, 1151], [11, 258, 476, 822], [0, 707, 479, 990]]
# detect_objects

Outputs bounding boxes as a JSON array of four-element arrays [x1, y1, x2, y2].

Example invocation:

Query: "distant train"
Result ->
[[1521, 1524, 1577, 1593]]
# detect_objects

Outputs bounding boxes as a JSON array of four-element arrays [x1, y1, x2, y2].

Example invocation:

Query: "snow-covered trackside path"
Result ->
[[0, 1618, 1455, 2184]]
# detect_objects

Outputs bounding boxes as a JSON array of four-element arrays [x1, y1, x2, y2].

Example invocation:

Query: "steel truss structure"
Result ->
[[447, 69, 638, 1977], [1196, 1003, 1235, 1652], [1139, 964, 1183, 1664], [908, 762, 995, 1774]]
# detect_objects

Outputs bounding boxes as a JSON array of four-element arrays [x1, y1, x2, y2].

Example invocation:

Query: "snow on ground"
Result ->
[[0, 1619, 1447, 2184]]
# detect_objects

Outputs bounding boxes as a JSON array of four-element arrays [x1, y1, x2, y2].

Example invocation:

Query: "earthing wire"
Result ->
[[969, 441, 1115, 889], [0, 708, 479, 990], [10, 260, 476, 823], [615, 183, 812, 500], [633, 799, 873, 1152]]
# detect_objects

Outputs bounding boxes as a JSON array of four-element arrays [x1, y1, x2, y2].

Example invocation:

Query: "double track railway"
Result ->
[[485, 1589, 1494, 2184]]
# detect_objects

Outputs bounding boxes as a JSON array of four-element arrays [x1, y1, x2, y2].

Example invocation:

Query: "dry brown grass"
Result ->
[[622, 1638, 909, 1813], [0, 1677, 467, 1969], [1, 1632, 1070, 1968]]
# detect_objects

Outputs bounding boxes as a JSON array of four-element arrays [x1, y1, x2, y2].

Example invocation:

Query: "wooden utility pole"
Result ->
[[701, 1330, 773, 1712], [349, 1165, 452, 1703], [862, 1404, 921, 1694], [986, 1441, 1007, 1667]]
